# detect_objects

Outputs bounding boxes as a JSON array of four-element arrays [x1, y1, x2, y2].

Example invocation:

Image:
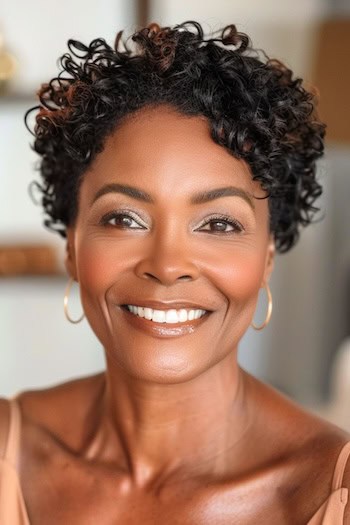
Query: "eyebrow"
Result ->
[[91, 183, 255, 210]]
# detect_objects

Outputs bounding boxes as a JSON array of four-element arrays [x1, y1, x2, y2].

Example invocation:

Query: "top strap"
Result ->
[[332, 440, 350, 491], [3, 397, 22, 468]]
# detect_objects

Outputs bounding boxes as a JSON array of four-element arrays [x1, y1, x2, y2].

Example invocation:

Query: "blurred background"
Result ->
[[1, 0, 349, 428]]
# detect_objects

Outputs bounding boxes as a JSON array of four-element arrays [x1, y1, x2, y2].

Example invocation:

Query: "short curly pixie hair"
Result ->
[[26, 21, 325, 253]]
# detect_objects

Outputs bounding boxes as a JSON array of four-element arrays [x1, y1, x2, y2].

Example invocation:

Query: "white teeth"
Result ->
[[153, 310, 166, 322], [137, 306, 145, 317], [126, 305, 207, 323], [165, 309, 179, 323], [144, 307, 153, 320], [178, 309, 188, 322]]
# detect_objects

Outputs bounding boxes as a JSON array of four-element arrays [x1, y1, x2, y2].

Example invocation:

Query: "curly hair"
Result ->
[[26, 21, 325, 253]]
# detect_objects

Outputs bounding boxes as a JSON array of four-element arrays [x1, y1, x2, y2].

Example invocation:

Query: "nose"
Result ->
[[134, 231, 200, 286]]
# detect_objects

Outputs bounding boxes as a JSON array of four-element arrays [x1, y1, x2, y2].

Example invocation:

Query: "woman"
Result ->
[[0, 21, 349, 524]]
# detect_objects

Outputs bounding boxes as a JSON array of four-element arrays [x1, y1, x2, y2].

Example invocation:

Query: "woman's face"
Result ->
[[66, 105, 275, 383]]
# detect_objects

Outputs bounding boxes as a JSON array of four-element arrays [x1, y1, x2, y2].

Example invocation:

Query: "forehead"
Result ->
[[81, 105, 262, 201]]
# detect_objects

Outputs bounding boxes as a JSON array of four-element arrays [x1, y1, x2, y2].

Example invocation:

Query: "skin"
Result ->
[[1, 105, 350, 524]]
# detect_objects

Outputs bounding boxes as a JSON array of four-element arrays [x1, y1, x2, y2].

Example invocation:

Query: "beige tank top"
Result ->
[[0, 398, 349, 524]]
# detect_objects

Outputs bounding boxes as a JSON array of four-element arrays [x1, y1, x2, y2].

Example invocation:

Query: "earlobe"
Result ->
[[65, 228, 77, 280]]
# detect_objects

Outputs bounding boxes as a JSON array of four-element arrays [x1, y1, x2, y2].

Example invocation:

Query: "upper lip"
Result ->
[[121, 300, 213, 311]]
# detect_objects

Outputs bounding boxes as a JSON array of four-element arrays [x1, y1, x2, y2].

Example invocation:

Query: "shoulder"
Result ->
[[282, 400, 350, 519], [13, 373, 105, 447], [248, 374, 350, 515], [247, 372, 350, 450], [341, 441, 350, 520], [295, 433, 350, 522], [16, 372, 104, 417], [269, 381, 350, 477], [0, 398, 11, 458], [275, 415, 350, 521]]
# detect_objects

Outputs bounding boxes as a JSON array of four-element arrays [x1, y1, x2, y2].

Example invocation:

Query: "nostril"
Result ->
[[143, 273, 161, 282]]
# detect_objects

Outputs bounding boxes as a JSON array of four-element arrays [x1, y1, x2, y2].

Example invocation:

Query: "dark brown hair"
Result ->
[[26, 21, 325, 253]]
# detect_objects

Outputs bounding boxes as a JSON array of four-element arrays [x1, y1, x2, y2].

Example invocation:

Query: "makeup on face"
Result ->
[[119, 304, 212, 338], [86, 183, 258, 243], [71, 105, 273, 382]]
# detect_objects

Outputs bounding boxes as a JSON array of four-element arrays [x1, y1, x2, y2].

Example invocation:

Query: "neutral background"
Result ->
[[1, 1, 349, 420]]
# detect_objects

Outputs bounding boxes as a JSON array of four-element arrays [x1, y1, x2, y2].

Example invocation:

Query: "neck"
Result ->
[[85, 351, 253, 488]]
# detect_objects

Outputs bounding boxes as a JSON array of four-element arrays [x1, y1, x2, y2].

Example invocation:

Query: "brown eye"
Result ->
[[100, 212, 145, 229], [110, 215, 135, 227], [208, 220, 232, 232], [199, 216, 244, 234]]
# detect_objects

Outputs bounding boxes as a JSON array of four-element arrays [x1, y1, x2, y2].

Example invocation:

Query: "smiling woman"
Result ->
[[65, 108, 271, 383], [0, 21, 349, 524]]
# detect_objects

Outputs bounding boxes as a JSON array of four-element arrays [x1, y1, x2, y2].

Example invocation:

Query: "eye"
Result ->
[[100, 211, 146, 229], [198, 215, 244, 234], [99, 211, 244, 233]]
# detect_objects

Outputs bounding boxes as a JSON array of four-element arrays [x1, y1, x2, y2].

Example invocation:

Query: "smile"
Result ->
[[124, 305, 207, 324], [120, 304, 212, 339]]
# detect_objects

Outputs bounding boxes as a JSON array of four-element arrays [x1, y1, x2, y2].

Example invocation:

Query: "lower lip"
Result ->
[[119, 306, 212, 338]]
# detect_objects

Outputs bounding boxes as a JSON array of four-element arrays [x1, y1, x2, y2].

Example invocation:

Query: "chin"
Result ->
[[103, 342, 225, 385]]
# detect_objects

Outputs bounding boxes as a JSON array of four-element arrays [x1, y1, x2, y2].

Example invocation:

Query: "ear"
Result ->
[[65, 227, 78, 280], [263, 235, 275, 285]]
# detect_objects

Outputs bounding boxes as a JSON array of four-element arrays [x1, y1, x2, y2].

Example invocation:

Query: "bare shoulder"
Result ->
[[271, 379, 350, 463], [250, 372, 349, 440], [342, 443, 350, 521], [287, 430, 350, 523], [16, 372, 105, 443], [0, 398, 11, 458], [245, 372, 350, 519]]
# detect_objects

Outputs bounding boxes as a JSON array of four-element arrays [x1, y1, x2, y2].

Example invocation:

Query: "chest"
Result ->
[[20, 457, 314, 525]]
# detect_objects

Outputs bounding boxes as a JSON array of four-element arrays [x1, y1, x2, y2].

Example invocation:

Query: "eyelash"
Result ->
[[100, 210, 244, 234]]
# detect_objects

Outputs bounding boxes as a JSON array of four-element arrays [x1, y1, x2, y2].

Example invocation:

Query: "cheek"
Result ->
[[77, 235, 266, 298], [209, 246, 267, 347], [75, 237, 122, 295], [74, 237, 127, 344], [208, 244, 266, 305]]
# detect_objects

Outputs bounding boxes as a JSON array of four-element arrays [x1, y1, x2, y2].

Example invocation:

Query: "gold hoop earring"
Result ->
[[251, 283, 273, 331], [63, 277, 85, 324]]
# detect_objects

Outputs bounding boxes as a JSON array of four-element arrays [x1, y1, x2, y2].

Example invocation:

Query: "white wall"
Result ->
[[149, 0, 329, 78], [0, 100, 61, 245], [0, 1, 136, 396], [2, 0, 136, 94], [0, 277, 105, 396]]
